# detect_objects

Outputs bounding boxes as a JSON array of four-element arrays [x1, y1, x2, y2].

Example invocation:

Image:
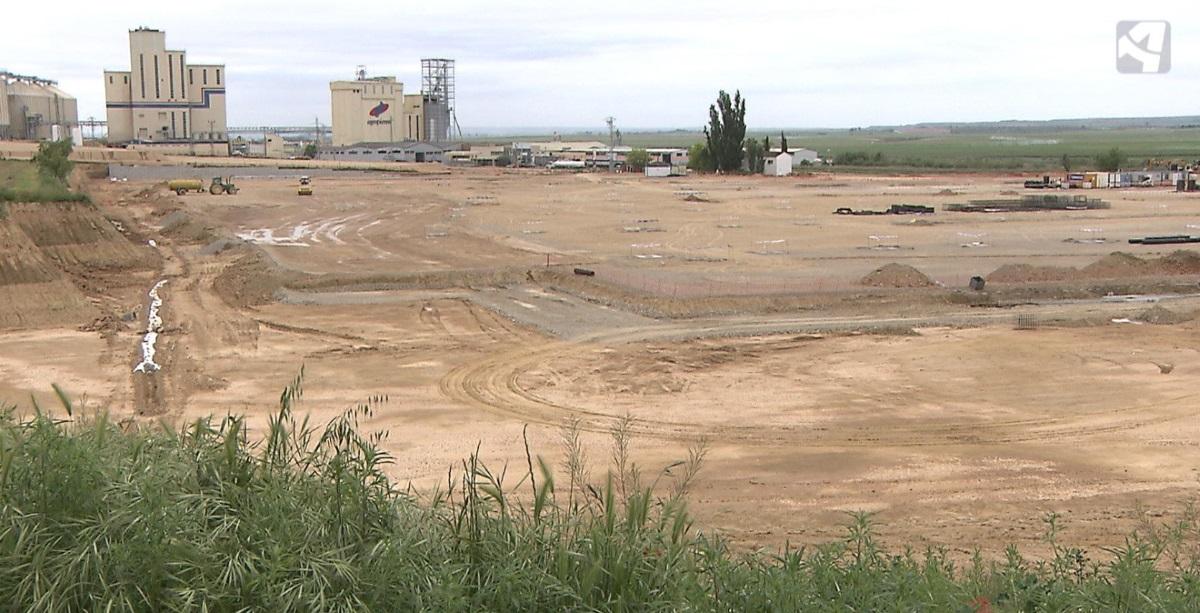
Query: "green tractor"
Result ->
[[209, 176, 240, 195]]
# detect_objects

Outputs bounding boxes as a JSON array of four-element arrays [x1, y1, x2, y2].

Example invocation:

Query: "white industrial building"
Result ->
[[0, 71, 79, 141], [103, 27, 228, 155]]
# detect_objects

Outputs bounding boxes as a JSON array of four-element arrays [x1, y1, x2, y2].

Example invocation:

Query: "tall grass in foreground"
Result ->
[[2, 379, 1200, 611]]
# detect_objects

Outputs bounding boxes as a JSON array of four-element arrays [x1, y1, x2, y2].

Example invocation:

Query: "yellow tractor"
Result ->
[[298, 176, 313, 196], [209, 177, 239, 195]]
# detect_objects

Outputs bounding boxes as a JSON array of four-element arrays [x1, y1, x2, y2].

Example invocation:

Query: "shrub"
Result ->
[[687, 143, 714, 172], [626, 148, 650, 171], [31, 139, 74, 184], [1095, 147, 1126, 172]]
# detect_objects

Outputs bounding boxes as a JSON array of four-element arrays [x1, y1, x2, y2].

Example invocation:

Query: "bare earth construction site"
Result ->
[[5, 165, 1200, 556]]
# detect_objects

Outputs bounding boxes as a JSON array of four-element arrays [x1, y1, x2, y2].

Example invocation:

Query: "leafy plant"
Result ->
[[625, 148, 649, 171], [1095, 147, 1126, 172], [687, 143, 714, 172], [31, 139, 73, 184]]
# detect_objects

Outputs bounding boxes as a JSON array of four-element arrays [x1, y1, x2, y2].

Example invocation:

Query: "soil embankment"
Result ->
[[0, 202, 157, 330]]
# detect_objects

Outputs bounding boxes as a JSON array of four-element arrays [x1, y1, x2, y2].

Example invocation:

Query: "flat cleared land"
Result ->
[[5, 165, 1200, 556]]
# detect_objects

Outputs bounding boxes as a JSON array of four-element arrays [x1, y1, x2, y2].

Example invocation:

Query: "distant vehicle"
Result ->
[[298, 176, 313, 196], [166, 178, 204, 195]]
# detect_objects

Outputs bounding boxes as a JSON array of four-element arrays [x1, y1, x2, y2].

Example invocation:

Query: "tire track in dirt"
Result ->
[[440, 303, 1200, 446]]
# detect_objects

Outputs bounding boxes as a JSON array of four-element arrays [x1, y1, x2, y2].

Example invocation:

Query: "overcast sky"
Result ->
[[3, 1, 1196, 132]]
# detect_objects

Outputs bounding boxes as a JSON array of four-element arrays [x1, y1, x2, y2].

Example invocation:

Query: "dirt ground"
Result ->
[[4, 166, 1200, 557]]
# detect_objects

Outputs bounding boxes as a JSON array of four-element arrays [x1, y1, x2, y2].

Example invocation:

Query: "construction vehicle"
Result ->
[[166, 178, 205, 195], [209, 177, 239, 195], [297, 176, 313, 196]]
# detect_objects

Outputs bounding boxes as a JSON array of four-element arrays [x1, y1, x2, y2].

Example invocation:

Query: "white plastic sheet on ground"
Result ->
[[133, 279, 168, 373]]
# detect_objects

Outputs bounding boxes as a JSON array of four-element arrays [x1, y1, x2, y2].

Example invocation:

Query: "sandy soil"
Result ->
[[3, 166, 1200, 557]]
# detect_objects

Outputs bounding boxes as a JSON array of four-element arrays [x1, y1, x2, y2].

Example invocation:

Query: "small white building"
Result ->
[[763, 151, 793, 176]]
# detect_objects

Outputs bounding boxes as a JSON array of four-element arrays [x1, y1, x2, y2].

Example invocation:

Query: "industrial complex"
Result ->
[[103, 27, 228, 155], [0, 71, 78, 142]]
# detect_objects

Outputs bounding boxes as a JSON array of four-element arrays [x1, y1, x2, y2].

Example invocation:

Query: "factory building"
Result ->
[[329, 73, 406, 146], [0, 71, 79, 141], [329, 60, 457, 148], [104, 27, 227, 152]]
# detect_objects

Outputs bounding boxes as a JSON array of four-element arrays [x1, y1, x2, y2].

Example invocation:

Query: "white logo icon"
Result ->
[[1117, 21, 1171, 74]]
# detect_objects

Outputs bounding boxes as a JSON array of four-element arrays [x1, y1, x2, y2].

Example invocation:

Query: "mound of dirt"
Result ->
[[199, 237, 246, 256], [986, 264, 1075, 284], [213, 250, 293, 307], [987, 250, 1200, 285], [1156, 250, 1200, 275], [1136, 305, 1194, 325], [160, 209, 220, 244], [860, 263, 936, 288], [1082, 252, 1152, 278], [935, 189, 959, 196]]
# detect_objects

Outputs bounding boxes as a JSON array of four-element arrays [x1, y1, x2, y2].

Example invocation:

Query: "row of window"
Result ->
[[350, 84, 395, 95], [110, 56, 222, 99]]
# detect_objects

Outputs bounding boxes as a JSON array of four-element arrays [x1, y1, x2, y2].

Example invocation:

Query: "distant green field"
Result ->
[[487, 128, 1200, 172]]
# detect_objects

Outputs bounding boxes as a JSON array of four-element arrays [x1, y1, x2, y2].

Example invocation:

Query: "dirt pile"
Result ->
[[1135, 305, 1194, 325], [987, 264, 1075, 284], [860, 263, 936, 288], [159, 209, 221, 244], [988, 250, 1200, 284], [1082, 252, 1152, 278], [0, 219, 96, 329], [1156, 250, 1200, 274], [213, 250, 294, 307]]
